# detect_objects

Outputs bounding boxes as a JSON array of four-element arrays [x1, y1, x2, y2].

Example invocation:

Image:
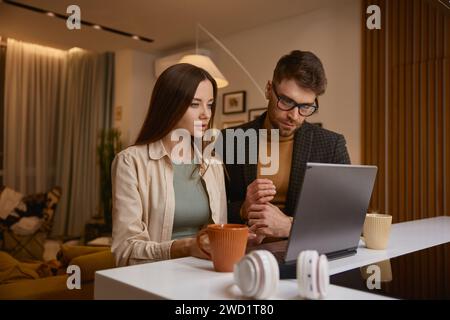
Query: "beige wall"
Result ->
[[114, 49, 156, 147]]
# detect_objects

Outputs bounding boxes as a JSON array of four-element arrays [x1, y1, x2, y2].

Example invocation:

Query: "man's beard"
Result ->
[[270, 119, 300, 137], [279, 127, 297, 137]]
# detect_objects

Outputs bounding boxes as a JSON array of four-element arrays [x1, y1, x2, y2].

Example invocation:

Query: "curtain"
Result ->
[[4, 39, 65, 194], [53, 49, 114, 236], [3, 39, 114, 236]]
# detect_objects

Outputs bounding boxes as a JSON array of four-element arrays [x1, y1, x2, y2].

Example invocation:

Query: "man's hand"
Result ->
[[241, 179, 276, 220], [247, 203, 293, 238], [247, 224, 267, 247]]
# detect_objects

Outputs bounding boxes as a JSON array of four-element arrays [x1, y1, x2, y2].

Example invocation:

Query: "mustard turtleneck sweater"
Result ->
[[257, 115, 294, 211]]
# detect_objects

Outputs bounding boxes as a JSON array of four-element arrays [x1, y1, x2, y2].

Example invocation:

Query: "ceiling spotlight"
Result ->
[[2, 0, 154, 43]]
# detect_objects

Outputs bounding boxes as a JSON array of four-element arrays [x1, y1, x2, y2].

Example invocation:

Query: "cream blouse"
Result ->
[[111, 140, 227, 267]]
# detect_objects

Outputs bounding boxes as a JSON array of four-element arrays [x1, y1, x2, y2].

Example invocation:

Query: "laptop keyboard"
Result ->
[[271, 250, 286, 263], [247, 240, 288, 263]]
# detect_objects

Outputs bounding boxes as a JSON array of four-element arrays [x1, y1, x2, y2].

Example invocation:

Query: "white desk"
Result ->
[[95, 216, 450, 300]]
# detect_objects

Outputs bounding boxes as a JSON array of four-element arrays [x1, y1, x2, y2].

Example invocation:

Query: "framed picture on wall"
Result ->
[[223, 91, 246, 114], [222, 120, 245, 129], [248, 108, 267, 121]]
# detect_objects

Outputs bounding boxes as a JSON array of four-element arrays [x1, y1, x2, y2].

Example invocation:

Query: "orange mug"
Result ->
[[197, 224, 248, 272]]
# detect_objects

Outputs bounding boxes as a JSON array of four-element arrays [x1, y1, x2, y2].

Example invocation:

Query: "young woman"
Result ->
[[111, 63, 227, 266]]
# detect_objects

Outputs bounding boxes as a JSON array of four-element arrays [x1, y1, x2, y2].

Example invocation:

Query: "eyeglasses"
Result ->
[[272, 85, 319, 117]]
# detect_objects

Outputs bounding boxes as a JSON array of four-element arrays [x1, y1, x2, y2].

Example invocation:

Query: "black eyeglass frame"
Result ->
[[272, 85, 319, 117]]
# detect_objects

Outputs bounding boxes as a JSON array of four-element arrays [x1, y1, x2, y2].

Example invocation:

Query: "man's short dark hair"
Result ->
[[273, 50, 327, 96]]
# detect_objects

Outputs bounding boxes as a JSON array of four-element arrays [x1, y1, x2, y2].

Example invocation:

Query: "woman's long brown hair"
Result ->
[[135, 63, 217, 146]]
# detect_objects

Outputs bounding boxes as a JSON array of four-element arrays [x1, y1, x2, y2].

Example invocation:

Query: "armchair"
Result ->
[[0, 244, 115, 300]]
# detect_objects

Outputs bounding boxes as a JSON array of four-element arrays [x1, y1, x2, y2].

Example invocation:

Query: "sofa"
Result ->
[[0, 245, 115, 300]]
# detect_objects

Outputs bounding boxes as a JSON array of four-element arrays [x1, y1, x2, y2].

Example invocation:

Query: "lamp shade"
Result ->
[[179, 54, 229, 88]]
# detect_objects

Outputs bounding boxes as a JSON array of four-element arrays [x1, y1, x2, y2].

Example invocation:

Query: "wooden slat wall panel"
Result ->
[[377, 0, 386, 213], [405, 1, 414, 223], [371, 2, 379, 209], [387, 0, 396, 218], [0, 43, 5, 186], [445, 14, 450, 218], [412, 0, 421, 221], [403, 2, 415, 296], [443, 55, 450, 216], [421, 0, 429, 221], [362, 0, 450, 222], [435, 11, 443, 221], [428, 4, 436, 219], [363, 0, 387, 214], [419, 0, 428, 221], [399, 0, 407, 223]]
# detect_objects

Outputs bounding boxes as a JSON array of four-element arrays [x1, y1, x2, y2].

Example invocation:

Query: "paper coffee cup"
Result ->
[[363, 213, 392, 250]]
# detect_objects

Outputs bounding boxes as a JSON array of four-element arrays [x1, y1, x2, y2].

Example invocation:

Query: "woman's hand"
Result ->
[[189, 235, 211, 260], [173, 227, 266, 260], [171, 237, 210, 260]]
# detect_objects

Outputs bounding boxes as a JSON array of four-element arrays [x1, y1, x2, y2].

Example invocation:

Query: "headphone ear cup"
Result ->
[[234, 250, 279, 300], [234, 254, 259, 297], [251, 250, 279, 299], [297, 250, 328, 300], [262, 250, 279, 299], [309, 251, 319, 299], [297, 251, 313, 298], [317, 254, 329, 299]]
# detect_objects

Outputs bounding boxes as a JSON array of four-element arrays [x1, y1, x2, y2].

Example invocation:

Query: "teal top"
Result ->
[[171, 163, 211, 240]]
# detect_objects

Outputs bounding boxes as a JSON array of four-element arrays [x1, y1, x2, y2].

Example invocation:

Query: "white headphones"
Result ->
[[297, 250, 329, 299], [233, 250, 279, 299], [234, 249, 329, 300]]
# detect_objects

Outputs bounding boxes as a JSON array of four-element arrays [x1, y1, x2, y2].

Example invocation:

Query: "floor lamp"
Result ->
[[179, 23, 265, 98]]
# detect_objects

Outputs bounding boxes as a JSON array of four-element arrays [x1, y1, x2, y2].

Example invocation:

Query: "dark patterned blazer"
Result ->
[[222, 112, 351, 224]]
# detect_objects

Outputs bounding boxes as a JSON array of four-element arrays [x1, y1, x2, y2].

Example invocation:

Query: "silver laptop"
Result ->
[[248, 163, 378, 278], [284, 162, 378, 262]]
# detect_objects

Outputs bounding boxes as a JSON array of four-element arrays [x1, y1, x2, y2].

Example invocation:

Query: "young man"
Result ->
[[223, 50, 350, 244]]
